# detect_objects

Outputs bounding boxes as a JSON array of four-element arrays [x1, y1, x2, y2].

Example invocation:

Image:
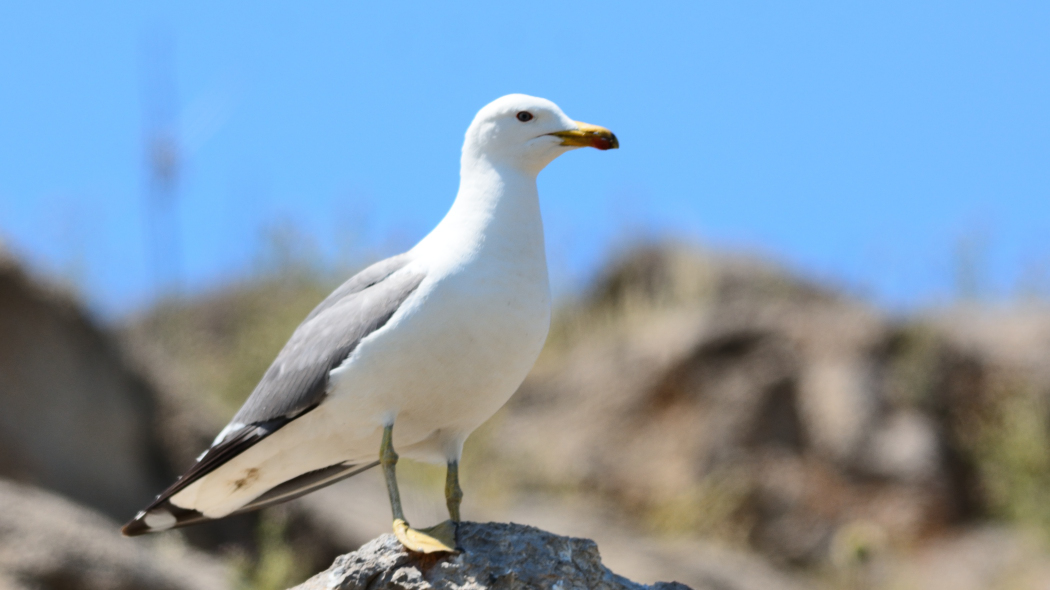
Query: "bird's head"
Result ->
[[463, 94, 618, 174]]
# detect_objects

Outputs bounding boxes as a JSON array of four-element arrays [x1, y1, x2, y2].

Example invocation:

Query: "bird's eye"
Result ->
[[516, 111, 534, 122]]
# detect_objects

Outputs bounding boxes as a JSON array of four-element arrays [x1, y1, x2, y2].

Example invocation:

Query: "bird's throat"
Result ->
[[417, 160, 547, 272]]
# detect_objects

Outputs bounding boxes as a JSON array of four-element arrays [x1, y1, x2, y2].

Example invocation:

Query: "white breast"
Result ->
[[324, 160, 552, 462]]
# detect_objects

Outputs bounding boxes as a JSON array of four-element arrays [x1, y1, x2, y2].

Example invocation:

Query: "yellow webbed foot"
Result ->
[[393, 518, 458, 554]]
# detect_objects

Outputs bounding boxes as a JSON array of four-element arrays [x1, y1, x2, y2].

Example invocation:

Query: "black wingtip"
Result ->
[[121, 508, 168, 537], [121, 517, 151, 537]]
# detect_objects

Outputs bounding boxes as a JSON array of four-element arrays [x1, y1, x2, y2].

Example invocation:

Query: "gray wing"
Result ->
[[121, 254, 425, 535], [230, 253, 424, 427], [301, 253, 413, 323]]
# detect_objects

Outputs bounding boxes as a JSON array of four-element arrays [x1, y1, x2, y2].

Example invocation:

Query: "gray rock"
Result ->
[[0, 478, 230, 590], [0, 249, 268, 555], [292, 522, 692, 590], [0, 249, 174, 519]]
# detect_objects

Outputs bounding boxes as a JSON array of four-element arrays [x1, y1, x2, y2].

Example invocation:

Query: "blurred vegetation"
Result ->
[[232, 510, 310, 590], [645, 467, 753, 545], [139, 223, 340, 417], [883, 324, 942, 410], [972, 382, 1050, 542], [143, 273, 333, 417]]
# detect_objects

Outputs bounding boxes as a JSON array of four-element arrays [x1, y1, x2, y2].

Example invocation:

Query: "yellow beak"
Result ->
[[549, 121, 619, 151]]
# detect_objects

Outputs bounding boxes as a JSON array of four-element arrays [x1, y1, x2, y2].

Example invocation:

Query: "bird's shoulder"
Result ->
[[302, 252, 417, 323], [225, 252, 426, 428]]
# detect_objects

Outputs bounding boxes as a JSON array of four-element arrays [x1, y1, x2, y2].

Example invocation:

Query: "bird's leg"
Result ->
[[379, 424, 406, 523], [445, 460, 463, 522], [379, 424, 456, 554]]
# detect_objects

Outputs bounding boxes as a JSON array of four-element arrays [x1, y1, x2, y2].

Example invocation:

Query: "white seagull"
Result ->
[[122, 94, 618, 553]]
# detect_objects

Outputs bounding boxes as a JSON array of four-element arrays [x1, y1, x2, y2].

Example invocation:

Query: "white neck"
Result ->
[[413, 154, 548, 275]]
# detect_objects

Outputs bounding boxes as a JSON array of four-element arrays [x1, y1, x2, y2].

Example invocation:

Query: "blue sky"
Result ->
[[1, 2, 1047, 316]]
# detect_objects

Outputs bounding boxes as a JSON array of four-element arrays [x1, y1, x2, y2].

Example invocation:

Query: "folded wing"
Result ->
[[122, 254, 425, 535]]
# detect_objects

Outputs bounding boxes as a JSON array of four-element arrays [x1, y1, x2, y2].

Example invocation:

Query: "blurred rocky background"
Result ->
[[2, 239, 1050, 590]]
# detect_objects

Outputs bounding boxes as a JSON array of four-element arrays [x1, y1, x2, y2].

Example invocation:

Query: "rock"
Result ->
[[292, 522, 692, 590], [0, 248, 264, 552], [0, 250, 174, 519], [487, 498, 802, 590], [0, 478, 230, 590]]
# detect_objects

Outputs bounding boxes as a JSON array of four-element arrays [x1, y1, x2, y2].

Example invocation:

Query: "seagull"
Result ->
[[122, 94, 618, 553]]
